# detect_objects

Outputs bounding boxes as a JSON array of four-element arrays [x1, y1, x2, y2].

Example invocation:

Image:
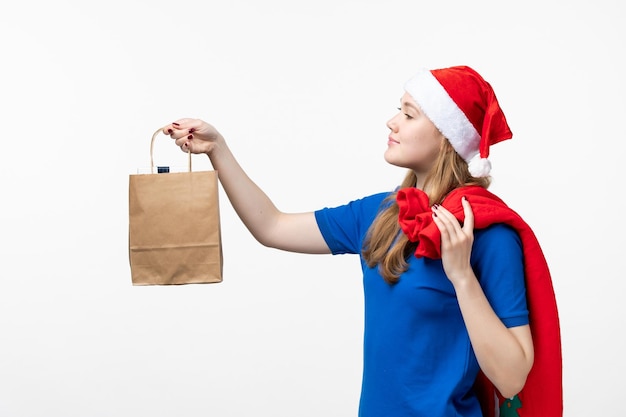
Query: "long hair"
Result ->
[[362, 139, 491, 284]]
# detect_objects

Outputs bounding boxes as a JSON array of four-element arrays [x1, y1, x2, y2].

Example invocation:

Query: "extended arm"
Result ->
[[164, 118, 330, 254]]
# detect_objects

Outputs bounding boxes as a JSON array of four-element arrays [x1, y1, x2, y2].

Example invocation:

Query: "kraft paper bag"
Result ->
[[128, 128, 223, 285]]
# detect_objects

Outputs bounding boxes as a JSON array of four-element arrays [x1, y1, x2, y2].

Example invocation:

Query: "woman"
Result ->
[[163, 66, 562, 417]]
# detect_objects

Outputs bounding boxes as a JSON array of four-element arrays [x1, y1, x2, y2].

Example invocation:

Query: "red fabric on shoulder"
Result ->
[[397, 186, 563, 417]]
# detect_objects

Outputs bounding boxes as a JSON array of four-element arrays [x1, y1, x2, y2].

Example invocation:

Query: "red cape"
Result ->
[[396, 186, 562, 417]]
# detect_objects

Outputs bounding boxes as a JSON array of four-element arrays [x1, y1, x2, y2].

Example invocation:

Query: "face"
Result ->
[[384, 92, 445, 175]]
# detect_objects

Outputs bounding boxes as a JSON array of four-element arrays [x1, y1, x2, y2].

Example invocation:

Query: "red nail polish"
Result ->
[[167, 129, 173, 134], [187, 135, 193, 139], [189, 128, 195, 134], [172, 122, 180, 126], [433, 212, 438, 217]]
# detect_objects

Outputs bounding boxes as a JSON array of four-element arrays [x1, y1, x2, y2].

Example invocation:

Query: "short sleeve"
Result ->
[[471, 224, 529, 328], [314, 192, 390, 255]]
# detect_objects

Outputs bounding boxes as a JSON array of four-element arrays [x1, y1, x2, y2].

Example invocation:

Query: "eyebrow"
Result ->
[[401, 100, 420, 111]]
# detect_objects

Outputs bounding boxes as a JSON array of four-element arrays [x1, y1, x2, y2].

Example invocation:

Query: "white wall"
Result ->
[[1, 1, 623, 416]]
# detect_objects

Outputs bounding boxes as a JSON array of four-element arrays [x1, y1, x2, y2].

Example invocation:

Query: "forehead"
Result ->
[[401, 92, 420, 110]]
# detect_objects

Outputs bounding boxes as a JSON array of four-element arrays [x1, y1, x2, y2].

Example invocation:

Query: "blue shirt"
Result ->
[[315, 192, 529, 417]]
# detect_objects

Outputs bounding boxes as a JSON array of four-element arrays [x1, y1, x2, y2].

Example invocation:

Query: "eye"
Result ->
[[397, 108, 413, 119]]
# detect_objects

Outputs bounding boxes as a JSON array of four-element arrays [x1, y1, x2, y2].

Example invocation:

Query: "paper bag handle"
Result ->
[[150, 127, 192, 174]]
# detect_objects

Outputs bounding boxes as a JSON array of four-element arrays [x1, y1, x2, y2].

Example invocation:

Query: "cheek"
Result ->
[[407, 134, 442, 162]]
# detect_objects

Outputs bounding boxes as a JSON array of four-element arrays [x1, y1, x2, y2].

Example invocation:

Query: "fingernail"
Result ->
[[187, 135, 193, 140], [173, 122, 180, 126], [189, 128, 195, 134], [167, 129, 173, 134], [433, 212, 438, 218]]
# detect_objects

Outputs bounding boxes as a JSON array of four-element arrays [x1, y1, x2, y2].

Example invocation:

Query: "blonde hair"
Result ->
[[362, 139, 491, 284]]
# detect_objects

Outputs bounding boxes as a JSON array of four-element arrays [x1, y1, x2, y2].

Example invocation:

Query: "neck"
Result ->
[[413, 171, 427, 190]]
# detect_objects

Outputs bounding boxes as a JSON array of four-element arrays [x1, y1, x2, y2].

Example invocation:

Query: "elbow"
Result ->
[[245, 223, 277, 248], [247, 212, 285, 249], [494, 359, 534, 400], [497, 377, 528, 400], [255, 231, 283, 250], [493, 330, 535, 399], [255, 233, 271, 247], [255, 226, 282, 249]]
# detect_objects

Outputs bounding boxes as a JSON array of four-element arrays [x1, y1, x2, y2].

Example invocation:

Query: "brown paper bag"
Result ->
[[128, 128, 223, 285]]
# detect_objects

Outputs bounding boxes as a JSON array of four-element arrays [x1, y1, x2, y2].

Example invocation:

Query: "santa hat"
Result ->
[[404, 66, 513, 177]]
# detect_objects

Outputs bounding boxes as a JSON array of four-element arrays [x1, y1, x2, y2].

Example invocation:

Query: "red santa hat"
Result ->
[[404, 66, 513, 177]]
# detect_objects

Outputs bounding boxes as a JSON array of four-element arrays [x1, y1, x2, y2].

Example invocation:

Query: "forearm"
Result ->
[[205, 136, 328, 253], [205, 137, 282, 244], [454, 275, 534, 399]]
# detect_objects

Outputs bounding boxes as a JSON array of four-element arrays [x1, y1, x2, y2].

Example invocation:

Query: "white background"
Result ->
[[0, 1, 623, 416]]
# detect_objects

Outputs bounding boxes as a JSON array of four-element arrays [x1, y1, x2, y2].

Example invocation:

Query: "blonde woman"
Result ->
[[163, 66, 562, 417]]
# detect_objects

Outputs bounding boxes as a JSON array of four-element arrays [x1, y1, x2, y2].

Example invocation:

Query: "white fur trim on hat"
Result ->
[[404, 69, 481, 163]]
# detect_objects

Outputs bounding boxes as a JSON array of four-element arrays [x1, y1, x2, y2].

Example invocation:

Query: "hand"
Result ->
[[162, 118, 223, 155], [431, 196, 475, 286]]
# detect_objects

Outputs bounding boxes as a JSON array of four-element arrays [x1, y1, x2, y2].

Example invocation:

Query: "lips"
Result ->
[[388, 136, 399, 145]]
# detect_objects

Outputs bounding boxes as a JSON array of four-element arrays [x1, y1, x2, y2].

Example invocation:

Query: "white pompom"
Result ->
[[468, 156, 492, 177]]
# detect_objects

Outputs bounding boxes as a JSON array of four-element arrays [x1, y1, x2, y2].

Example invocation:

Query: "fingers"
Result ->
[[163, 119, 191, 138], [431, 204, 457, 229], [461, 196, 474, 231], [160, 119, 198, 151], [431, 204, 456, 242], [161, 118, 216, 155], [431, 201, 474, 241]]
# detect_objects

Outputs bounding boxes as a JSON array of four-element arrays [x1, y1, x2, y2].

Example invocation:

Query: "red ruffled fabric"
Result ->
[[396, 186, 562, 417]]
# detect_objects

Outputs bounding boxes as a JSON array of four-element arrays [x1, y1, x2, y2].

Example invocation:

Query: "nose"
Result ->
[[387, 114, 399, 132]]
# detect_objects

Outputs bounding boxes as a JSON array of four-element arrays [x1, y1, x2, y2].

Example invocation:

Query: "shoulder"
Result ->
[[472, 224, 523, 266], [314, 191, 394, 254], [348, 191, 392, 207], [474, 223, 522, 251], [471, 224, 524, 290], [474, 223, 520, 240], [472, 224, 529, 325], [316, 192, 392, 217]]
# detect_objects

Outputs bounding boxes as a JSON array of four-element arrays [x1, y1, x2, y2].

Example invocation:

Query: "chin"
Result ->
[[383, 153, 402, 168], [383, 151, 396, 165]]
